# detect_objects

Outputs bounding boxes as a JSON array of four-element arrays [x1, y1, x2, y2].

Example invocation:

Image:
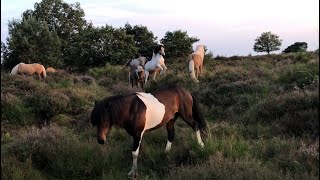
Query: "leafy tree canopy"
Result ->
[[160, 30, 199, 59], [253, 31, 282, 54], [124, 23, 157, 59], [282, 42, 308, 53]]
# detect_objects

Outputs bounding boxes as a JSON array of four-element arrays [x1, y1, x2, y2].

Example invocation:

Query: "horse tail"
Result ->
[[123, 59, 132, 69], [10, 63, 21, 75], [188, 56, 196, 80], [191, 94, 206, 133]]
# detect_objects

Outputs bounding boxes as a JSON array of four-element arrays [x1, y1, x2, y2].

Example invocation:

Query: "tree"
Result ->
[[67, 24, 138, 71], [160, 30, 199, 59], [282, 42, 308, 53], [1, 41, 9, 65], [30, 0, 88, 67], [253, 31, 282, 54], [3, 15, 61, 69], [124, 23, 157, 58]]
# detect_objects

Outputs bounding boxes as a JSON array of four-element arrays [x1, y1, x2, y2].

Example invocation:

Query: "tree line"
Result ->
[[1, 0, 311, 72], [1, 0, 199, 72]]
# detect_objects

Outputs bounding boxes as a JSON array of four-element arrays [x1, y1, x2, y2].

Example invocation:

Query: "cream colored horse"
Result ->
[[188, 45, 205, 82], [46, 67, 57, 73], [10, 63, 47, 79]]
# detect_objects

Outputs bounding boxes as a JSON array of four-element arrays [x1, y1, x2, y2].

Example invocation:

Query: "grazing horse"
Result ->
[[188, 45, 205, 82], [144, 44, 167, 83], [130, 65, 145, 90], [10, 63, 46, 79], [91, 85, 206, 178], [46, 67, 57, 73], [123, 56, 147, 86]]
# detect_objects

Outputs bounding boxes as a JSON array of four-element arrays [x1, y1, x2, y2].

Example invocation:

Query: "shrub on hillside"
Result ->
[[277, 63, 319, 89], [1, 93, 33, 125], [243, 90, 319, 136], [8, 125, 108, 179]]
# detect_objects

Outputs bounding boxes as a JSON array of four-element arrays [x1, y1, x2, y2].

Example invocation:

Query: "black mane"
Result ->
[[153, 44, 164, 55], [91, 93, 143, 127]]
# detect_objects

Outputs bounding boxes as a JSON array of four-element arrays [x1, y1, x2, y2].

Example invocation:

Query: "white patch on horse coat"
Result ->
[[137, 92, 166, 131], [196, 130, 204, 148]]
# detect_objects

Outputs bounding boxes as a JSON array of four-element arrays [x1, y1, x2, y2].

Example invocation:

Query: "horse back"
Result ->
[[152, 85, 192, 116], [191, 54, 203, 67]]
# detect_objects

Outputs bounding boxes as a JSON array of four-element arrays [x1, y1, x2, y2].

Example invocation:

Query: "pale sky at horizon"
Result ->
[[1, 0, 319, 56]]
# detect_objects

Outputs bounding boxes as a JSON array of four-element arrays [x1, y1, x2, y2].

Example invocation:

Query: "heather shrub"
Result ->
[[1, 93, 33, 125], [277, 63, 319, 89], [243, 90, 319, 136], [8, 125, 109, 179]]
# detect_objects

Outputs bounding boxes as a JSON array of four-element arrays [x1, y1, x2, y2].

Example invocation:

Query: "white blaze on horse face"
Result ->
[[160, 46, 165, 56], [136, 93, 166, 131]]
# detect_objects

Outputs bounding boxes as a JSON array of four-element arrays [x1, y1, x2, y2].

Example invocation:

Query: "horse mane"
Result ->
[[100, 94, 135, 127], [194, 45, 205, 60], [153, 44, 164, 55], [10, 63, 21, 75]]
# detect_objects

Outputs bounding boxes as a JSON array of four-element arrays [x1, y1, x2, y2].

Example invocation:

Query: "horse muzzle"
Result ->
[[97, 137, 106, 144]]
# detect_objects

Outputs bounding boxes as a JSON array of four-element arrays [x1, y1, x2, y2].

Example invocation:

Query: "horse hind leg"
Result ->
[[179, 112, 204, 148]]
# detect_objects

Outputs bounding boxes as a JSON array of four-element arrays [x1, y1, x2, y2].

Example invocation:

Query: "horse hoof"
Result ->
[[128, 170, 138, 178]]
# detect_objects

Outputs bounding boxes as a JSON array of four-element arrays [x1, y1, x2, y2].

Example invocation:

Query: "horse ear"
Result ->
[[94, 100, 97, 106]]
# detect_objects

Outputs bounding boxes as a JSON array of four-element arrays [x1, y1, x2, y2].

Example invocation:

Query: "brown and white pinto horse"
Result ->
[[91, 85, 206, 178], [188, 45, 205, 82], [10, 63, 46, 79]]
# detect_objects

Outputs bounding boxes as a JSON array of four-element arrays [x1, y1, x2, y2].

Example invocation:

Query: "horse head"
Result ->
[[135, 66, 145, 82], [153, 44, 165, 56], [91, 100, 112, 144]]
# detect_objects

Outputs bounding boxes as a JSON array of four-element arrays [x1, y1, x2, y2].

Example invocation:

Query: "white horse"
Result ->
[[144, 44, 167, 83]]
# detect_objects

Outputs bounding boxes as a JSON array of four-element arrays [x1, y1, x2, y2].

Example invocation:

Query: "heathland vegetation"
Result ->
[[1, 0, 319, 179], [1, 51, 319, 179]]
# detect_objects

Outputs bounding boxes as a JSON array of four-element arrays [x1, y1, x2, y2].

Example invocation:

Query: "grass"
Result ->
[[1, 52, 319, 179]]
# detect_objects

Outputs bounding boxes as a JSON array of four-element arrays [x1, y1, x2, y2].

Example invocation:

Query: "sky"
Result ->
[[1, 0, 319, 57]]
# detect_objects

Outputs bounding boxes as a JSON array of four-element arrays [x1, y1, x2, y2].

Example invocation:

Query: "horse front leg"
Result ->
[[160, 64, 167, 76], [144, 71, 149, 84], [128, 134, 142, 178], [152, 72, 157, 82]]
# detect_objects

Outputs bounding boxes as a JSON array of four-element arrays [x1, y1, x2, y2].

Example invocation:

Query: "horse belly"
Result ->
[[136, 93, 166, 131]]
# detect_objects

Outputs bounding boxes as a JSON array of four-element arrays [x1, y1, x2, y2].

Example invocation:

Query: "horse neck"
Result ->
[[153, 53, 163, 62]]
